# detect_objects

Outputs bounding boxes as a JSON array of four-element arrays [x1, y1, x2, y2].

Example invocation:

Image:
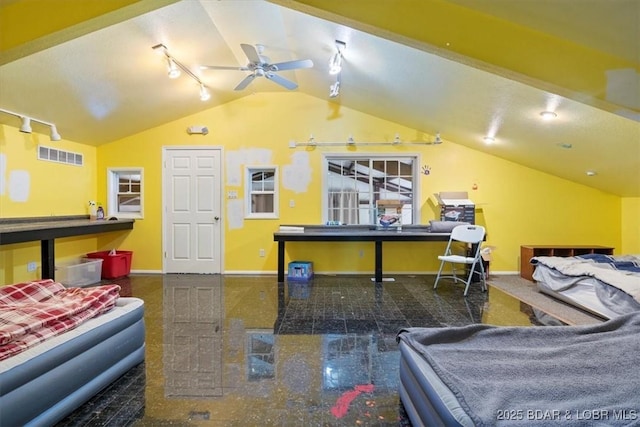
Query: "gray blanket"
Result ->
[[397, 313, 640, 426]]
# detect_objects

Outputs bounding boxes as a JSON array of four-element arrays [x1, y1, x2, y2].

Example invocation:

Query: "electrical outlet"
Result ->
[[27, 262, 37, 272], [289, 199, 295, 208], [259, 249, 265, 257], [359, 250, 364, 258]]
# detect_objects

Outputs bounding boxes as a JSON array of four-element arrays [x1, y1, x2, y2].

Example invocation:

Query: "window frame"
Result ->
[[321, 153, 419, 225], [245, 165, 279, 219], [107, 167, 144, 219]]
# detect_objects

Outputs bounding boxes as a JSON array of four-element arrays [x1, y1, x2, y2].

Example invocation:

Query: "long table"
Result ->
[[273, 225, 453, 282], [0, 215, 135, 280]]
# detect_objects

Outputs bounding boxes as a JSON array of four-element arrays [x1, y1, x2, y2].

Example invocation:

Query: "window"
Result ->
[[246, 166, 278, 219], [323, 155, 417, 225], [107, 168, 143, 219]]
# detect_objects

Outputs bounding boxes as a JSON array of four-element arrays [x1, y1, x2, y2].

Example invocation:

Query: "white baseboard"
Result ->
[[132, 269, 520, 276]]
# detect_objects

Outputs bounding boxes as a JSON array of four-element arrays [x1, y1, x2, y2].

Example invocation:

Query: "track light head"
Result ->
[[20, 116, 32, 133], [199, 84, 211, 101], [167, 58, 181, 79], [329, 81, 340, 98], [329, 40, 346, 75], [49, 124, 61, 141], [329, 52, 342, 75]]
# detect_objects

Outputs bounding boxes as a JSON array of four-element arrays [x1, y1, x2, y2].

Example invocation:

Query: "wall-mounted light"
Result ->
[[289, 132, 443, 147], [20, 116, 32, 133], [49, 124, 61, 141], [152, 43, 211, 102], [0, 108, 62, 141]]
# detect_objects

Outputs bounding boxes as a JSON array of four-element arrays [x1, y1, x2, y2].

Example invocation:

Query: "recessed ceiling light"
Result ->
[[556, 143, 572, 149], [586, 170, 597, 176], [483, 136, 495, 144], [540, 111, 557, 120]]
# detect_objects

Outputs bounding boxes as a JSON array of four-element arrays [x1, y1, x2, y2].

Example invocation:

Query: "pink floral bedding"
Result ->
[[0, 279, 120, 361]]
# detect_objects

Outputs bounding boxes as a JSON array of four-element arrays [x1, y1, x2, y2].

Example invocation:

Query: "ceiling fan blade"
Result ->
[[241, 44, 261, 64], [234, 74, 256, 91], [266, 73, 298, 90], [270, 59, 313, 71], [201, 65, 250, 71]]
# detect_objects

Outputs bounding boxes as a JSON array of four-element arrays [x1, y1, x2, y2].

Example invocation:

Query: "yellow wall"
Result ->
[[1, 93, 633, 284], [0, 124, 101, 283], [95, 92, 623, 275]]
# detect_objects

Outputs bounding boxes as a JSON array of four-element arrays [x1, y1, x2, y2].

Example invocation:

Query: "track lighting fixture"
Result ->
[[0, 108, 62, 141], [49, 124, 61, 141], [199, 84, 211, 101], [20, 116, 32, 133], [329, 80, 340, 98], [289, 132, 443, 147], [152, 43, 211, 102], [329, 40, 346, 75], [166, 58, 181, 79]]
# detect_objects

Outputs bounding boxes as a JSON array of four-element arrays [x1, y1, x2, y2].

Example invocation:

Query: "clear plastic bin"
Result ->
[[57, 258, 103, 287]]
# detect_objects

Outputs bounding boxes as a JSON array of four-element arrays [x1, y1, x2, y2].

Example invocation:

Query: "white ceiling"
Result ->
[[0, 0, 638, 196]]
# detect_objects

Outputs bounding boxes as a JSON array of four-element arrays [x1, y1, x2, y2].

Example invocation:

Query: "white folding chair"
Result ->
[[433, 224, 487, 296]]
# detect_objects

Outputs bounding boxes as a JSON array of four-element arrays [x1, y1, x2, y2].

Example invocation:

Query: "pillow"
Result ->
[[429, 220, 470, 233]]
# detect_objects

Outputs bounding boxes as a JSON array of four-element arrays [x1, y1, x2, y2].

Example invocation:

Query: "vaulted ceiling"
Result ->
[[0, 0, 638, 196]]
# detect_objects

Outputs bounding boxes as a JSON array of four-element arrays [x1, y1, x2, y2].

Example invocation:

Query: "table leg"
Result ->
[[41, 239, 55, 280], [277, 241, 285, 282], [374, 241, 382, 282]]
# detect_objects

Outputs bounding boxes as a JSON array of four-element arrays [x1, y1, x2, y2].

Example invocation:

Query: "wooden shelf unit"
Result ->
[[520, 245, 614, 281]]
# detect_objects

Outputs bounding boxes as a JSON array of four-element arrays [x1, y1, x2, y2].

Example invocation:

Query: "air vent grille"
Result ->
[[38, 145, 83, 166]]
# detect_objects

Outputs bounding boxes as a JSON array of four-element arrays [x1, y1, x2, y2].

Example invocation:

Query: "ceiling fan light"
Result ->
[[20, 116, 32, 133], [199, 84, 211, 101]]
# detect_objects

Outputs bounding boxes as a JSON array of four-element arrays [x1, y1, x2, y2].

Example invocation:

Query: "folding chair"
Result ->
[[433, 224, 487, 296]]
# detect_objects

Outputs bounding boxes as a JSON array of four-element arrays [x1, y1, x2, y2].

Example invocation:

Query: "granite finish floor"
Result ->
[[53, 274, 589, 426]]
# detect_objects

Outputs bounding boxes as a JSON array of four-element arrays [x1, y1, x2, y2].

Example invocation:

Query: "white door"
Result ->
[[164, 147, 222, 274]]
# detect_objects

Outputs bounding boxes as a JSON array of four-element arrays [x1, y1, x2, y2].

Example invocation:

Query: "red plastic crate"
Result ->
[[86, 250, 133, 279]]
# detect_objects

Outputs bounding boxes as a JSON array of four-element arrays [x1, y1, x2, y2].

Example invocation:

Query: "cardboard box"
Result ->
[[434, 192, 475, 223], [377, 199, 403, 229]]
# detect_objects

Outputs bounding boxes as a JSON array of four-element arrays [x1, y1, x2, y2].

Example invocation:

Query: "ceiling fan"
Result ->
[[201, 43, 313, 91]]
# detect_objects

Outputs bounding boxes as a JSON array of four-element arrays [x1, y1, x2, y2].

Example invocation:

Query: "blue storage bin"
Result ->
[[287, 261, 313, 281]]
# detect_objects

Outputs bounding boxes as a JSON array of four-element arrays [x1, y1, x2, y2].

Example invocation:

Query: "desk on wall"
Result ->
[[0, 216, 135, 280], [273, 225, 452, 283]]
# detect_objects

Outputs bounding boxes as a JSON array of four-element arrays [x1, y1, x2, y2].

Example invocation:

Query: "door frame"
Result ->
[[162, 145, 225, 274]]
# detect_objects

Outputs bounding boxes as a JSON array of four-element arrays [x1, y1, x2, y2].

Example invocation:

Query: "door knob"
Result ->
[[214, 216, 220, 221]]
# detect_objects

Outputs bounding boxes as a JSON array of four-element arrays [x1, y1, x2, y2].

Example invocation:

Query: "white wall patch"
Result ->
[[226, 149, 273, 186], [8, 170, 30, 202], [226, 198, 244, 229], [283, 151, 311, 193]]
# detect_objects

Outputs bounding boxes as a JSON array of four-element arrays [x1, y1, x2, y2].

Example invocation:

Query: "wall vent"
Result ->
[[38, 145, 83, 166]]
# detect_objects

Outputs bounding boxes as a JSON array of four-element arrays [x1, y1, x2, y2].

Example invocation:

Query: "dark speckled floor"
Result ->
[[53, 274, 560, 426]]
